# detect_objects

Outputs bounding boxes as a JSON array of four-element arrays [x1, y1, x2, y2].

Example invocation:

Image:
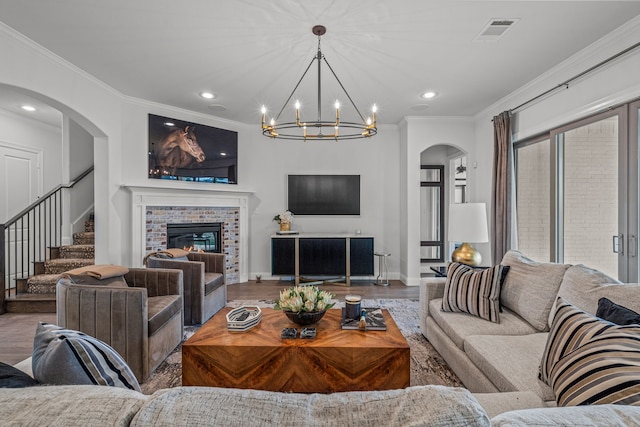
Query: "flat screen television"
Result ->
[[288, 175, 360, 215]]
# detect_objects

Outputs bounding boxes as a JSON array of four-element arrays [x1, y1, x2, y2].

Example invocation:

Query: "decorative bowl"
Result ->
[[284, 310, 326, 326]]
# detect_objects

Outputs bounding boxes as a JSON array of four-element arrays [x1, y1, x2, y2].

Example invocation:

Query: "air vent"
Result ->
[[474, 18, 519, 42]]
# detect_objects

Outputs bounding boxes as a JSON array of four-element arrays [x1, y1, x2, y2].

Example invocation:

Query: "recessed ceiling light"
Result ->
[[421, 91, 437, 99], [21, 105, 36, 112], [200, 92, 215, 99]]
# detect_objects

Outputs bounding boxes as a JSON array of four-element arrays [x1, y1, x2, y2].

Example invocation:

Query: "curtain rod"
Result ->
[[509, 41, 640, 115]]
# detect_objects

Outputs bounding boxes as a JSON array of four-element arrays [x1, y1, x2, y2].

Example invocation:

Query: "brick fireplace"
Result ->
[[126, 185, 251, 283]]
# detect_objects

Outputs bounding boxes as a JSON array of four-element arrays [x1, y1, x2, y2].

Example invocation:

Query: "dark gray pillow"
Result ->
[[32, 323, 140, 391], [597, 297, 640, 325], [0, 362, 39, 388]]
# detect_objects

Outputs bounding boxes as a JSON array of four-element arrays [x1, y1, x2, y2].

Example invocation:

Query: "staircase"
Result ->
[[6, 219, 95, 313]]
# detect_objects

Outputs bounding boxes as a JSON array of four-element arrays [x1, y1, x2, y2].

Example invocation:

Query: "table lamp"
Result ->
[[448, 203, 489, 266]]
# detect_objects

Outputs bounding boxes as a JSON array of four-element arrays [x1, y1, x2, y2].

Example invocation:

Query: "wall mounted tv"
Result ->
[[288, 175, 360, 215]]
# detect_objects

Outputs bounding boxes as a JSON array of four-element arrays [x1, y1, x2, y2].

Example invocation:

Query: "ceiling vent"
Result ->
[[474, 18, 519, 42]]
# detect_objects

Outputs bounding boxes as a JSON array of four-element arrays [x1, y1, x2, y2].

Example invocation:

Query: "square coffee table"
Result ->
[[182, 307, 410, 393]]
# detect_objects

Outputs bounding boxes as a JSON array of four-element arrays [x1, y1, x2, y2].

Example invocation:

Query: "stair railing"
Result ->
[[1, 166, 94, 312]]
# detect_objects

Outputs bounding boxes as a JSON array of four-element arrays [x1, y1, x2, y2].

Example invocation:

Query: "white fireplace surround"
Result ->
[[125, 185, 251, 283]]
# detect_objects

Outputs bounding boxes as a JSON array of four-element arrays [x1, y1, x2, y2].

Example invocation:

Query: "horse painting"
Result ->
[[152, 126, 206, 176]]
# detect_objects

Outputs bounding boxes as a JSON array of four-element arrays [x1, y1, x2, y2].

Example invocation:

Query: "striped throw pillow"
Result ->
[[441, 263, 503, 323], [32, 322, 140, 391], [541, 299, 640, 406], [539, 297, 610, 385]]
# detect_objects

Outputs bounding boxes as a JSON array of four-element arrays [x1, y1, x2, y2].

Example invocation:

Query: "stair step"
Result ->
[[59, 244, 95, 259], [73, 231, 94, 245], [5, 293, 56, 313], [25, 274, 61, 294], [44, 258, 94, 275], [85, 219, 94, 233]]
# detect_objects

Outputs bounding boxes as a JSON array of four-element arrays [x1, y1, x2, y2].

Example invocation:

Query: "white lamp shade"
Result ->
[[448, 203, 489, 243]]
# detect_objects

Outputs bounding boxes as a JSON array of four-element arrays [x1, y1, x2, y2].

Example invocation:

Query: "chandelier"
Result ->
[[261, 25, 377, 141]]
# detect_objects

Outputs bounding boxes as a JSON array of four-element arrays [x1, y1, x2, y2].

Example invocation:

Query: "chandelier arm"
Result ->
[[274, 56, 318, 122], [322, 57, 368, 123]]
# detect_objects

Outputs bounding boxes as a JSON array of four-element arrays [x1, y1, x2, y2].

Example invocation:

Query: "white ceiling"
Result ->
[[1, 0, 640, 128]]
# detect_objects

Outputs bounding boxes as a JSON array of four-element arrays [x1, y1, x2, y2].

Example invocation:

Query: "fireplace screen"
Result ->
[[166, 222, 222, 253]]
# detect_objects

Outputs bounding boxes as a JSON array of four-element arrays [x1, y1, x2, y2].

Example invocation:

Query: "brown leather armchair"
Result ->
[[56, 267, 184, 382], [146, 252, 226, 325]]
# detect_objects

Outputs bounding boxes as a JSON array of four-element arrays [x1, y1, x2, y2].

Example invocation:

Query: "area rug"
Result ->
[[140, 299, 462, 394]]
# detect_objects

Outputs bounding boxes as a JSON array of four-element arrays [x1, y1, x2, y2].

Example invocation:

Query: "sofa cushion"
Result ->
[[550, 264, 627, 327], [430, 298, 537, 350], [0, 361, 38, 388], [491, 405, 640, 427], [0, 385, 148, 427], [147, 295, 182, 336], [131, 385, 492, 427], [32, 322, 141, 391], [442, 263, 504, 323], [544, 299, 640, 406], [597, 297, 640, 325], [204, 272, 224, 294], [465, 333, 555, 402], [500, 250, 570, 332]]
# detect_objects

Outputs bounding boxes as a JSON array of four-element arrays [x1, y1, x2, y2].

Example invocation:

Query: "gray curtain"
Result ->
[[491, 111, 512, 263]]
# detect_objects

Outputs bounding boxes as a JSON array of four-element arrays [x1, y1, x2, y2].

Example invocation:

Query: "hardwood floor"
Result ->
[[0, 279, 417, 365]]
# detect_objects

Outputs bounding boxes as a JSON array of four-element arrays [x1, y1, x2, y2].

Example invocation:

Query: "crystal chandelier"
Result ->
[[261, 25, 377, 141]]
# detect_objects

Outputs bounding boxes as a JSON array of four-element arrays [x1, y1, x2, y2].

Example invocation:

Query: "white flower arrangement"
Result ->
[[273, 210, 294, 224], [274, 286, 335, 313]]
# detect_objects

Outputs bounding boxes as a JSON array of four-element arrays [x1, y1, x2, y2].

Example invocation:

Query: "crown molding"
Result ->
[[474, 15, 640, 121], [0, 22, 122, 99]]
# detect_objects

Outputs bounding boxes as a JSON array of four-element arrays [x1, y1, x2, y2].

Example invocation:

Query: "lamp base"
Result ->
[[451, 242, 482, 267]]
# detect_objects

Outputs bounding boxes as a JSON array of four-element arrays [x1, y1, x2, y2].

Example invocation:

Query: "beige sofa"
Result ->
[[4, 382, 640, 426], [420, 250, 640, 406]]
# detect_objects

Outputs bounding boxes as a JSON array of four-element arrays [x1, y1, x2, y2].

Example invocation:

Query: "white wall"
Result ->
[[472, 16, 640, 265], [0, 22, 124, 264], [119, 98, 401, 278]]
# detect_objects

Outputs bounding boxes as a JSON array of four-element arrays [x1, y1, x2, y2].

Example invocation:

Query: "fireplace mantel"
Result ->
[[124, 184, 252, 283]]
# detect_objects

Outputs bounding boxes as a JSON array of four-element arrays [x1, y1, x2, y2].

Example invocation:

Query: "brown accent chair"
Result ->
[[146, 252, 226, 325], [56, 268, 184, 382]]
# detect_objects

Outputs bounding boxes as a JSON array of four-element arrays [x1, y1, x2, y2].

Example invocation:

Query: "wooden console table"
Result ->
[[271, 233, 374, 286]]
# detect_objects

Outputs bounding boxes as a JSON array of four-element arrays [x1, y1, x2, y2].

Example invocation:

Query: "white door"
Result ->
[[0, 143, 41, 223]]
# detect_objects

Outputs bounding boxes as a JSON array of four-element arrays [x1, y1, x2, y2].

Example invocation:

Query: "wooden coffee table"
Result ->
[[182, 307, 410, 393]]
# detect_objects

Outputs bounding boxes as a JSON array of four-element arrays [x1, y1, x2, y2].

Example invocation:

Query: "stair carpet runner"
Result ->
[[25, 220, 95, 294]]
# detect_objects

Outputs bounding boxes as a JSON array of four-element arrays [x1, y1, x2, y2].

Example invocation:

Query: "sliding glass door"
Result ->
[[552, 110, 623, 279], [515, 103, 638, 282]]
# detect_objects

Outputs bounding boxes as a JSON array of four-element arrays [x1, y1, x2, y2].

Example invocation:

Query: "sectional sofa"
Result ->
[[420, 250, 640, 419], [4, 381, 640, 426]]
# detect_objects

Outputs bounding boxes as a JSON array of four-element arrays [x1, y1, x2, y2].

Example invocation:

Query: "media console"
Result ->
[[271, 233, 374, 286]]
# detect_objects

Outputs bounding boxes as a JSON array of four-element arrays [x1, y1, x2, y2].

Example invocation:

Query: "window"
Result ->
[[514, 104, 636, 281]]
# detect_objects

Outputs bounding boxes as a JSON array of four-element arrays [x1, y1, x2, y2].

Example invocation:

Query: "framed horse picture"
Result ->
[[148, 114, 238, 184]]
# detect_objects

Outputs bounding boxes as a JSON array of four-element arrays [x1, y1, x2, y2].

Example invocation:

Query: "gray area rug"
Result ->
[[140, 299, 462, 394]]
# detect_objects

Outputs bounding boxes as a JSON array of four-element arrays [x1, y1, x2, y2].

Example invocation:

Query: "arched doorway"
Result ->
[[420, 144, 466, 276]]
